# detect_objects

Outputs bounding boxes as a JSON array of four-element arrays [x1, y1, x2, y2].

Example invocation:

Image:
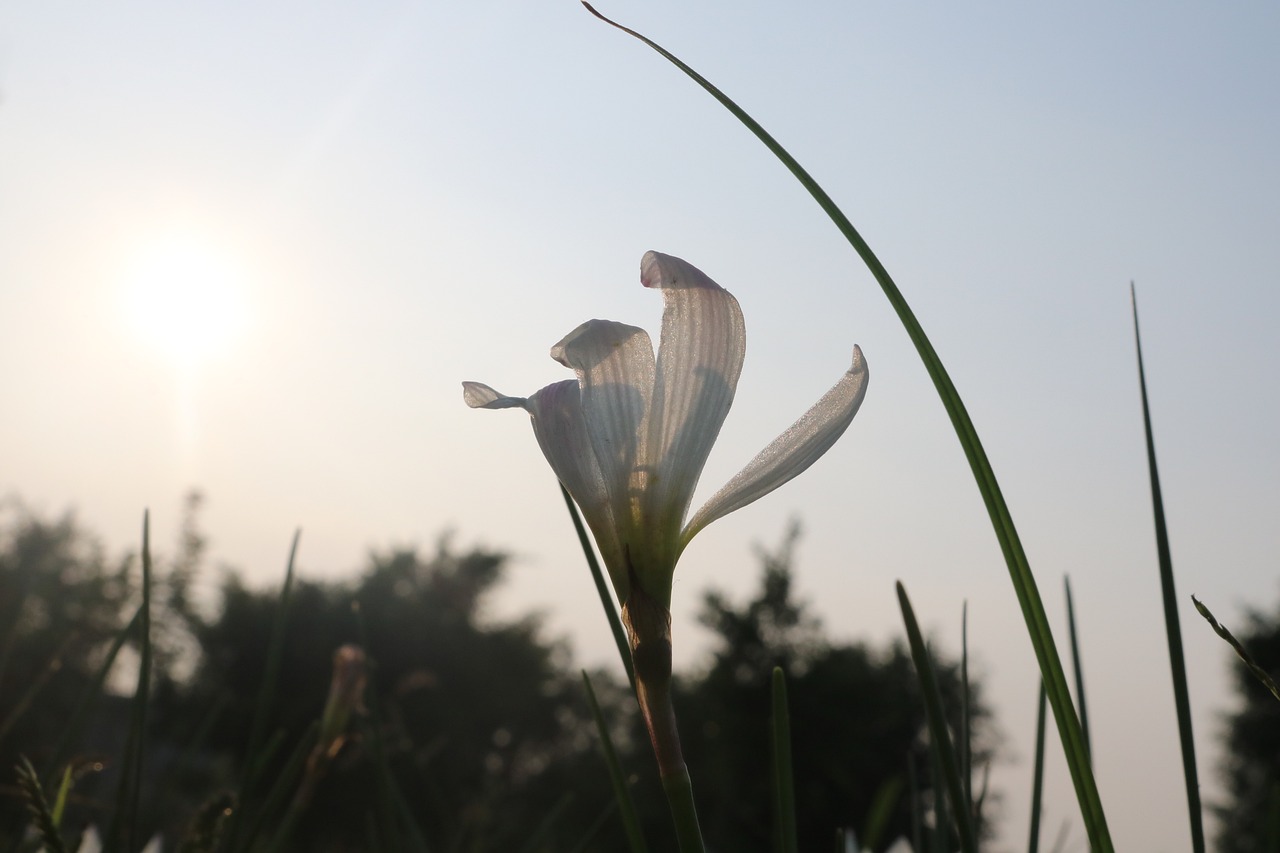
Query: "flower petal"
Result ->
[[462, 378, 630, 600], [524, 380, 630, 599], [639, 252, 746, 566], [550, 319, 656, 549], [682, 345, 868, 546], [462, 381, 525, 409]]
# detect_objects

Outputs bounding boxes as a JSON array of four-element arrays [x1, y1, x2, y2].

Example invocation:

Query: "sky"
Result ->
[[2, 2, 1278, 849]]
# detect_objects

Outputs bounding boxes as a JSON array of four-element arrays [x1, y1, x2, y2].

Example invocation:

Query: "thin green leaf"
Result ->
[[107, 511, 154, 853], [582, 670, 648, 853], [354, 605, 409, 853], [50, 764, 72, 828], [896, 582, 978, 853], [1028, 681, 1047, 853], [564, 799, 620, 853], [1063, 576, 1091, 758], [42, 606, 141, 782], [1193, 595, 1280, 702], [771, 667, 798, 853], [0, 634, 76, 747], [223, 529, 301, 852], [906, 754, 922, 853], [960, 602, 972, 815], [1132, 284, 1204, 852], [860, 774, 903, 852], [581, 6, 1111, 847], [561, 484, 634, 690], [245, 723, 318, 852], [516, 792, 576, 853]]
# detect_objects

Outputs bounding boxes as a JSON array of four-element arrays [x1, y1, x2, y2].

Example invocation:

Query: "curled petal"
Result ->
[[639, 251, 746, 569], [463, 381, 525, 409], [682, 345, 868, 546], [551, 319, 656, 545]]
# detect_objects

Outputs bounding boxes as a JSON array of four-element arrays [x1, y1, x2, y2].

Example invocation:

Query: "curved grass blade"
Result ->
[[1028, 681, 1047, 853], [582, 670, 649, 853], [1193, 596, 1280, 703], [580, 6, 1110, 847], [1063, 576, 1091, 758], [896, 582, 977, 853], [1132, 285, 1204, 852], [770, 667, 798, 853]]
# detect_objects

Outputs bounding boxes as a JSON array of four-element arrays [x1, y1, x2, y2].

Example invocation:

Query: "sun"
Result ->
[[122, 234, 250, 367]]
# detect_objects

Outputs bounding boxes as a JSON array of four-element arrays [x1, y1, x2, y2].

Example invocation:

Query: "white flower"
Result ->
[[464, 251, 867, 607]]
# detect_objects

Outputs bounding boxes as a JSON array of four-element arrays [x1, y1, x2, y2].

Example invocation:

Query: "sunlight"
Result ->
[[122, 234, 250, 368]]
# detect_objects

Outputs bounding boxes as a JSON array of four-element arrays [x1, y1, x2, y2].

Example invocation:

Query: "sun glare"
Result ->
[[122, 235, 250, 367]]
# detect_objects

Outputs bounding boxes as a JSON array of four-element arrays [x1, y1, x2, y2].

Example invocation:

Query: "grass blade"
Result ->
[[1028, 681, 1047, 853], [221, 530, 301, 851], [859, 774, 903, 852], [1132, 285, 1204, 852], [40, 605, 141, 782], [582, 671, 648, 853], [581, 6, 1110, 847], [770, 667, 798, 853], [1063, 576, 1091, 758], [517, 792, 576, 853], [960, 602, 972, 817], [561, 485, 634, 690], [1193, 596, 1280, 702], [896, 582, 977, 853], [106, 512, 154, 853]]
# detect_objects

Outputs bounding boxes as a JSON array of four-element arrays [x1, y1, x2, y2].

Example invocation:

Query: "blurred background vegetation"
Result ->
[[26, 491, 1263, 850]]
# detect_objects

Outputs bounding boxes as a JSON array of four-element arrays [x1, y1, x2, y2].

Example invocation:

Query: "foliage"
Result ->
[[2, 502, 995, 850]]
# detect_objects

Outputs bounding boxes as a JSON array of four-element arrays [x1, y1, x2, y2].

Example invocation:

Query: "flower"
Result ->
[[463, 251, 867, 610]]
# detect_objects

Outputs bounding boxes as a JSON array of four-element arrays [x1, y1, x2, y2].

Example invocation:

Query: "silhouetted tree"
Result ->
[[1216, 597, 1280, 853], [156, 537, 626, 852]]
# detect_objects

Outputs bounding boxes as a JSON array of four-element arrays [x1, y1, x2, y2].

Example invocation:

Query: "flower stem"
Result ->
[[623, 585, 705, 852]]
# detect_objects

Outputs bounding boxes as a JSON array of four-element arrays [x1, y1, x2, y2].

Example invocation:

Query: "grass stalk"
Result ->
[[562, 484, 634, 690], [1028, 681, 1047, 853], [581, 6, 1110, 846], [770, 667, 798, 853], [1063, 576, 1091, 758], [582, 671, 648, 853], [222, 530, 301, 851], [106, 512, 153, 853], [1132, 285, 1204, 852], [896, 582, 978, 853], [960, 602, 972, 816]]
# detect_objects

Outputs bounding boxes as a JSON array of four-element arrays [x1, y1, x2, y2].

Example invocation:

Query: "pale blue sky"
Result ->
[[2, 2, 1278, 849]]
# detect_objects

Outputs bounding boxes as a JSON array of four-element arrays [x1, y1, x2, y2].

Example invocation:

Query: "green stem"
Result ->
[[622, 585, 704, 852], [660, 767, 705, 853]]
